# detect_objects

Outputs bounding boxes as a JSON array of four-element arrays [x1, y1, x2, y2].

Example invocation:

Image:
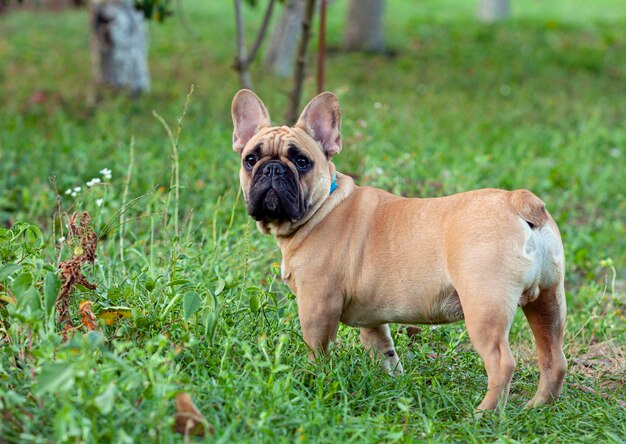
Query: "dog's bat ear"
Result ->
[[231, 89, 271, 153], [295, 92, 341, 158]]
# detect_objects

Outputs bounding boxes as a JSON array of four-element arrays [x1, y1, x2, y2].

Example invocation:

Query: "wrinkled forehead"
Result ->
[[243, 126, 322, 158]]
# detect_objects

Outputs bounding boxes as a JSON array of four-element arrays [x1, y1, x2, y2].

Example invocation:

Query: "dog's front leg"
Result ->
[[296, 292, 342, 359], [360, 325, 403, 376]]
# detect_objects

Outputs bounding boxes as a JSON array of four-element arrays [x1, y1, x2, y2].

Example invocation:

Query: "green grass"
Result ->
[[1, 0, 625, 442]]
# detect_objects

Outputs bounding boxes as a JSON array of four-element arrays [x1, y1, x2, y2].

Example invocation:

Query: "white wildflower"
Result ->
[[86, 178, 101, 187], [100, 168, 112, 180], [73, 187, 81, 192], [65, 189, 72, 195], [96, 198, 104, 207], [57, 236, 66, 243]]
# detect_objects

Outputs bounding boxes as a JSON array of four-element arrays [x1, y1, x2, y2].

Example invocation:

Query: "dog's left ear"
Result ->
[[295, 92, 341, 158], [231, 89, 271, 153]]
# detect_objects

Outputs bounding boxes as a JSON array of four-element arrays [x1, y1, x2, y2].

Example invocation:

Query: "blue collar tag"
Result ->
[[329, 172, 338, 194]]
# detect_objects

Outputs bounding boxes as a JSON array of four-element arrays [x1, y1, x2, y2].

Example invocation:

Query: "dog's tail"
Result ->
[[508, 189, 549, 229]]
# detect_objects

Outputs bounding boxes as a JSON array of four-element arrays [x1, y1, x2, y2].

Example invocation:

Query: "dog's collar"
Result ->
[[330, 172, 338, 194]]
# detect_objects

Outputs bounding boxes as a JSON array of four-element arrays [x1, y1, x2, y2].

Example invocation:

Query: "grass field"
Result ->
[[1, 0, 625, 442]]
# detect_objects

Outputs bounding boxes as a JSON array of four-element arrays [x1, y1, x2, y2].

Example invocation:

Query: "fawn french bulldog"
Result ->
[[231, 89, 567, 410]]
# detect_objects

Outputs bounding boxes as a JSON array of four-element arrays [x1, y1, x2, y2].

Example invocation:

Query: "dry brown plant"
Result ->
[[56, 212, 98, 340]]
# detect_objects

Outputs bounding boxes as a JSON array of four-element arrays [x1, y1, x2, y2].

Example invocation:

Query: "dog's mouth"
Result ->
[[263, 189, 281, 212], [247, 161, 306, 223], [249, 187, 291, 221]]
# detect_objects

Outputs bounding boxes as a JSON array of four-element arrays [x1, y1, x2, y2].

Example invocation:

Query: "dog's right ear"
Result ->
[[231, 89, 271, 153]]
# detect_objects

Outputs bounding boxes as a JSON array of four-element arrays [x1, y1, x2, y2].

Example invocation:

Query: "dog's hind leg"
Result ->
[[360, 324, 403, 376], [457, 281, 519, 411], [522, 282, 567, 408]]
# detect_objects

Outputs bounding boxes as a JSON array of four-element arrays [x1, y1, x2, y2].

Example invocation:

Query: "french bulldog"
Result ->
[[231, 89, 567, 410]]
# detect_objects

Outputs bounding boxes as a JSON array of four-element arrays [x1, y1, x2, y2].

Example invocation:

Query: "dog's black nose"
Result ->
[[262, 161, 285, 178]]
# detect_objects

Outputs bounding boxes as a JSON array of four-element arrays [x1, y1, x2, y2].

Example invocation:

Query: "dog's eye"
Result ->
[[295, 156, 310, 171], [244, 154, 257, 170]]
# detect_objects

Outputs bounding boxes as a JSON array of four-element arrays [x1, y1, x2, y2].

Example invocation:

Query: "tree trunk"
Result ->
[[342, 0, 384, 53], [89, 0, 150, 100], [234, 0, 253, 89], [264, 0, 305, 77], [477, 0, 510, 22]]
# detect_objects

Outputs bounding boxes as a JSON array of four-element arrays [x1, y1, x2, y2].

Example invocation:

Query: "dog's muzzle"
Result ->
[[247, 160, 305, 222]]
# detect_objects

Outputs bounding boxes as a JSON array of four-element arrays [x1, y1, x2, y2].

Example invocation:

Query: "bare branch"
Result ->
[[233, 0, 275, 89], [246, 0, 275, 66], [286, 0, 316, 124], [316, 0, 326, 93]]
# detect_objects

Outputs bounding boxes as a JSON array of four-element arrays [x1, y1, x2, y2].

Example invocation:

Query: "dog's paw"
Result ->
[[381, 352, 404, 376]]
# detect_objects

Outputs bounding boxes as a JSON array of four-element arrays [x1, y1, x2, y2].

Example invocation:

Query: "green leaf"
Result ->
[[34, 363, 75, 397], [24, 224, 44, 249], [167, 278, 189, 287], [214, 278, 225, 296], [204, 311, 218, 345], [249, 293, 259, 314], [21, 286, 41, 313], [144, 276, 155, 291], [44, 271, 60, 316], [94, 383, 116, 414], [0, 263, 21, 280], [183, 291, 202, 321], [12, 271, 33, 294]]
